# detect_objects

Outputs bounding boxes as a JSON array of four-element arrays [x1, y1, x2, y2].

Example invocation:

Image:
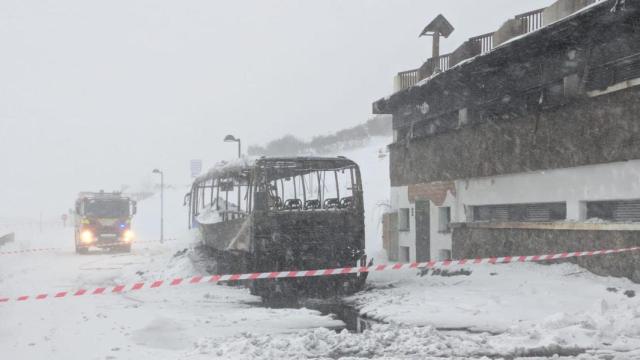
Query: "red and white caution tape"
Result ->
[[1, 246, 639, 304], [0, 238, 179, 256], [0, 247, 60, 256]]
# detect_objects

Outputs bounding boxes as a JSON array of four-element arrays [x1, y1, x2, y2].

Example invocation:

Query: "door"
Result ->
[[383, 212, 399, 261], [415, 200, 431, 262]]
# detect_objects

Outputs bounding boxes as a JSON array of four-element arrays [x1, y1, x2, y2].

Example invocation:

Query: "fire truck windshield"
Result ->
[[84, 199, 130, 218]]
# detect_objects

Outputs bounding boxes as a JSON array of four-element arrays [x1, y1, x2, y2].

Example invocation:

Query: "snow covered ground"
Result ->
[[0, 189, 341, 360], [2, 136, 640, 359], [351, 263, 640, 358], [180, 262, 640, 359]]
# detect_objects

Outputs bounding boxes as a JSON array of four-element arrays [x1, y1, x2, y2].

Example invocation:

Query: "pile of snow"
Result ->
[[196, 206, 223, 225], [187, 325, 492, 359], [186, 321, 640, 359], [196, 198, 240, 225]]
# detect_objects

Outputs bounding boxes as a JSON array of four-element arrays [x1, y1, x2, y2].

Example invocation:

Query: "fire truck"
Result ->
[[74, 191, 137, 254]]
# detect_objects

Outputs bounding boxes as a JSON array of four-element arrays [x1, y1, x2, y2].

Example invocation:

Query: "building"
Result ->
[[374, 0, 640, 280]]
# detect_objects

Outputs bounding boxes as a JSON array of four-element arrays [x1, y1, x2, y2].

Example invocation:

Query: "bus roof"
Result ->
[[193, 156, 358, 184]]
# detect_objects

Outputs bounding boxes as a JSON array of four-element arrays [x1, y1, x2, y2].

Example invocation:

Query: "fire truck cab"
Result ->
[[74, 191, 137, 254]]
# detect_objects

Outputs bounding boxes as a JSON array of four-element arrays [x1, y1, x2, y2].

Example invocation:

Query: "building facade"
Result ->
[[375, 0, 640, 280]]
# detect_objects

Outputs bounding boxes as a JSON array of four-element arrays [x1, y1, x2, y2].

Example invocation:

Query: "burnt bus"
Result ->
[[186, 156, 367, 299]]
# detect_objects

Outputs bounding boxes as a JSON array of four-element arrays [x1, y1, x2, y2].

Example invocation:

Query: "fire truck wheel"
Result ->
[[75, 245, 88, 255]]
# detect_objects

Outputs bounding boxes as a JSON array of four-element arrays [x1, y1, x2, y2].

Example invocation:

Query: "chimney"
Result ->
[[420, 14, 455, 62]]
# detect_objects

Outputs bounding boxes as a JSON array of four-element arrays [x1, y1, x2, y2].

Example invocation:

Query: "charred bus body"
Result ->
[[187, 157, 367, 299]]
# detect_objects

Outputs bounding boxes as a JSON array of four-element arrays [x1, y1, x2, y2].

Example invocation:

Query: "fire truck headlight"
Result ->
[[122, 230, 135, 243], [80, 230, 94, 244]]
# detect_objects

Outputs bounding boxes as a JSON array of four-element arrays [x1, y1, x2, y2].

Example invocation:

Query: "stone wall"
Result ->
[[452, 223, 640, 282], [390, 87, 640, 187]]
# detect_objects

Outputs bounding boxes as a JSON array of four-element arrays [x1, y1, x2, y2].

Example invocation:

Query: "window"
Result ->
[[458, 108, 469, 127], [267, 166, 358, 212], [586, 200, 640, 222], [472, 202, 566, 222], [398, 208, 410, 231], [438, 207, 451, 233]]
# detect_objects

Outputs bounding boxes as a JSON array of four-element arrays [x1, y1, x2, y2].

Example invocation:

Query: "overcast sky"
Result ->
[[0, 0, 552, 219]]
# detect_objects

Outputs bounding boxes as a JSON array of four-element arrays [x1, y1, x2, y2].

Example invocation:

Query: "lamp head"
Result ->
[[224, 135, 238, 142]]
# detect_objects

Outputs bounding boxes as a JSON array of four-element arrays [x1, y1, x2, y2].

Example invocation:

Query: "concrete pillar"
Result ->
[[566, 200, 586, 221], [432, 33, 440, 61]]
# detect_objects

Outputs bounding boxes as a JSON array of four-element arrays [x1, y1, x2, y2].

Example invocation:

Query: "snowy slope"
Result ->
[[317, 136, 391, 258], [132, 183, 193, 244]]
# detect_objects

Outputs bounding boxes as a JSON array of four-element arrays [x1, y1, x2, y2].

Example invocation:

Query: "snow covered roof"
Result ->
[[373, 0, 627, 114], [77, 191, 131, 201], [193, 157, 257, 184]]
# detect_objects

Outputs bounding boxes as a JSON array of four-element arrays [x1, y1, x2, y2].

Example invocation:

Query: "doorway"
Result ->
[[415, 200, 431, 262]]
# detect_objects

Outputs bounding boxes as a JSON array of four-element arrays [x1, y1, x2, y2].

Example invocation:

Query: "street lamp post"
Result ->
[[224, 134, 241, 159], [224, 135, 242, 216], [152, 168, 164, 243]]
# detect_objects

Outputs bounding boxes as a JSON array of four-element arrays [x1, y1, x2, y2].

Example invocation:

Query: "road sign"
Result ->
[[190, 159, 202, 178]]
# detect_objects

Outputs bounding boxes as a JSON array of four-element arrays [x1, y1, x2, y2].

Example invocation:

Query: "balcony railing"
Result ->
[[395, 68, 421, 91], [438, 54, 451, 71], [422, 53, 452, 74], [394, 54, 452, 91], [515, 8, 545, 34], [469, 32, 495, 55]]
